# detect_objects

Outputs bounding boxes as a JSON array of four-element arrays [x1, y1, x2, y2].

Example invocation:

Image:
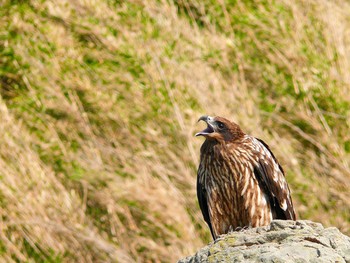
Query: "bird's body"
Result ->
[[196, 116, 295, 239]]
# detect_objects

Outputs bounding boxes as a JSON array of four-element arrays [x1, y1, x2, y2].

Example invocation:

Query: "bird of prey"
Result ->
[[195, 115, 295, 240]]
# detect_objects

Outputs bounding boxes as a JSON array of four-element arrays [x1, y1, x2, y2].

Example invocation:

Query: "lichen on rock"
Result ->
[[178, 220, 350, 263]]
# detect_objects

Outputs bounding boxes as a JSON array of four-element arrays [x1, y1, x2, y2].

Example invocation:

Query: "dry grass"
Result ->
[[1, 0, 350, 262]]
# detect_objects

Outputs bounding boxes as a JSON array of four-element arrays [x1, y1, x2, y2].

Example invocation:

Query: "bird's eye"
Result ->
[[217, 122, 225, 129]]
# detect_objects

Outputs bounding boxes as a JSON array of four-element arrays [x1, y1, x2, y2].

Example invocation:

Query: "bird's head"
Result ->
[[195, 115, 245, 142]]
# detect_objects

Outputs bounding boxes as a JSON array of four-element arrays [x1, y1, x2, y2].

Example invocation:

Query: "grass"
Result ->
[[1, 0, 350, 262]]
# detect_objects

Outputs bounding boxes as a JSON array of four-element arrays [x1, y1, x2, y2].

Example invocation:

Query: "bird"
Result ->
[[195, 115, 296, 240]]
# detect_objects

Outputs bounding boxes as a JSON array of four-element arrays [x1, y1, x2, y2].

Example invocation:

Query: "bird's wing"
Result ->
[[197, 167, 215, 239], [253, 138, 296, 220]]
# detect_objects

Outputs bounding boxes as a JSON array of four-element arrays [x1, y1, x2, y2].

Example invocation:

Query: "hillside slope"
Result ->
[[1, 0, 350, 262]]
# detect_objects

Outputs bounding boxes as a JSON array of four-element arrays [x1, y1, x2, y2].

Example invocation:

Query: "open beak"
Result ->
[[195, 115, 215, 137]]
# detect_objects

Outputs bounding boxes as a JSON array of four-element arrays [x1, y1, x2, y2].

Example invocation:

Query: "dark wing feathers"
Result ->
[[256, 138, 285, 174], [254, 138, 296, 220], [196, 172, 215, 239], [254, 161, 291, 219]]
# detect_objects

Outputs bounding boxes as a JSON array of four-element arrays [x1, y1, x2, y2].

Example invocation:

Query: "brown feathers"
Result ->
[[196, 116, 296, 240]]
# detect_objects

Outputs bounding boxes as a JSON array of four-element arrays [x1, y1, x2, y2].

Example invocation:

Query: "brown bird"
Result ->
[[195, 115, 295, 240]]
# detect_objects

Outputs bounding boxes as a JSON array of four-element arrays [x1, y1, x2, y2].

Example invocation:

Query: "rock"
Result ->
[[178, 220, 350, 263]]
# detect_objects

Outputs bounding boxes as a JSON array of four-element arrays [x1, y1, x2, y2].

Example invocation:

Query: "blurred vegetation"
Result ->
[[1, 0, 350, 262]]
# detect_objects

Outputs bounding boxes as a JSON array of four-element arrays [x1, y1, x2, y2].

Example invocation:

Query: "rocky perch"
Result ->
[[179, 220, 350, 262]]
